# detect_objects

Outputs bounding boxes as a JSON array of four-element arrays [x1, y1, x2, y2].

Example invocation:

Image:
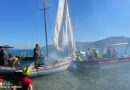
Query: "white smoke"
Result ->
[[43, 51, 61, 65]]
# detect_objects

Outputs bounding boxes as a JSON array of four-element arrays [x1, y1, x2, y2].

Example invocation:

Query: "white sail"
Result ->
[[67, 7, 77, 57], [54, 0, 68, 51], [54, 0, 77, 57]]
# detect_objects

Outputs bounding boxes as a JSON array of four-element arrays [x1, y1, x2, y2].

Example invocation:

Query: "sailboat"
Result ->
[[27, 0, 77, 77], [0, 0, 76, 77]]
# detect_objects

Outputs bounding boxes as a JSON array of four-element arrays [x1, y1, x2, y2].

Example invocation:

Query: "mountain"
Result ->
[[42, 36, 130, 50], [79, 36, 130, 49]]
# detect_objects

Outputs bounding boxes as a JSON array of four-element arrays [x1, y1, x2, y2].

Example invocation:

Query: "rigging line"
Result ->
[[68, 0, 79, 46], [68, 0, 78, 55]]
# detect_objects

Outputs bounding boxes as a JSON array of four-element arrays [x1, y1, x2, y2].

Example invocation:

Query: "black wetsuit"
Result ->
[[0, 51, 4, 65], [33, 47, 39, 60]]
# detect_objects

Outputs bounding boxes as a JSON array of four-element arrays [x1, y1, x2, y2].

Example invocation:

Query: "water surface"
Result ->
[[31, 63, 130, 90]]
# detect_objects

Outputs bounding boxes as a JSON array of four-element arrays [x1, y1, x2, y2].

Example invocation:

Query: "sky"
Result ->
[[0, 0, 130, 49]]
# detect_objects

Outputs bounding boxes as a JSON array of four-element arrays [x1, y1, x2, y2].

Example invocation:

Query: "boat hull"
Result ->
[[72, 58, 130, 69], [29, 57, 73, 77], [0, 66, 16, 74], [29, 63, 69, 77], [0, 57, 73, 77]]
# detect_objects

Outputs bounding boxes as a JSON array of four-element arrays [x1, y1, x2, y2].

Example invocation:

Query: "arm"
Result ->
[[12, 87, 16, 90], [29, 84, 33, 90], [12, 78, 18, 90], [12, 60, 17, 68], [17, 61, 21, 67], [10, 57, 15, 61]]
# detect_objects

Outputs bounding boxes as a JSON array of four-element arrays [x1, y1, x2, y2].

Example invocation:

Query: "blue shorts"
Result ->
[[34, 56, 39, 61]]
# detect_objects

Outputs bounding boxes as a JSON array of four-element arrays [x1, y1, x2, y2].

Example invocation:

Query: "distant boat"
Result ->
[[72, 43, 130, 69]]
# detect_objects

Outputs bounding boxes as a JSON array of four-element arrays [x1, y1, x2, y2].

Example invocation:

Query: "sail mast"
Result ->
[[43, 0, 48, 59]]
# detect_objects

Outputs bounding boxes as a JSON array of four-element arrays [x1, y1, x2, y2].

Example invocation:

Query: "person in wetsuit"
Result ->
[[33, 44, 40, 68], [0, 49, 5, 65]]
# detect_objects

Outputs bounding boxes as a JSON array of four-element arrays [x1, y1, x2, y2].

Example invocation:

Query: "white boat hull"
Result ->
[[29, 63, 69, 77], [29, 57, 73, 77]]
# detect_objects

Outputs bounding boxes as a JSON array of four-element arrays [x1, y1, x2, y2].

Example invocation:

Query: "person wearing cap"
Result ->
[[9, 56, 21, 68], [33, 44, 40, 68], [13, 67, 33, 90]]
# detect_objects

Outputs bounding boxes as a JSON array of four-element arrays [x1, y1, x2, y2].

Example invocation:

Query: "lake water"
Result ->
[[3, 48, 130, 90], [31, 64, 130, 90]]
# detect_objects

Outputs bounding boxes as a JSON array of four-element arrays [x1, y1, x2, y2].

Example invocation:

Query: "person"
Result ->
[[0, 49, 5, 65], [33, 44, 40, 68], [76, 55, 82, 61], [9, 56, 21, 68], [92, 48, 98, 60], [96, 49, 99, 58], [101, 48, 108, 58], [112, 49, 117, 58], [13, 67, 33, 90], [87, 48, 92, 60], [107, 47, 111, 58], [101, 49, 104, 58], [8, 53, 13, 58], [0, 76, 3, 86]]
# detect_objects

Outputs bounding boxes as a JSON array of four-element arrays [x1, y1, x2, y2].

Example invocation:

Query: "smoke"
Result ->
[[48, 51, 60, 59], [42, 48, 73, 65], [43, 51, 61, 65]]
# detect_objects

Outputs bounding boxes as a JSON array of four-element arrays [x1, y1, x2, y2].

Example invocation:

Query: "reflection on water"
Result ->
[[31, 70, 79, 90], [31, 64, 130, 90]]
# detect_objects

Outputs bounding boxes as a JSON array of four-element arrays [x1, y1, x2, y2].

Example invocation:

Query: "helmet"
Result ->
[[22, 67, 31, 76]]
